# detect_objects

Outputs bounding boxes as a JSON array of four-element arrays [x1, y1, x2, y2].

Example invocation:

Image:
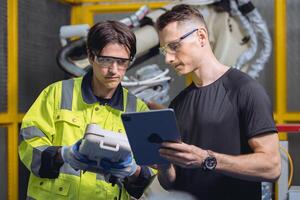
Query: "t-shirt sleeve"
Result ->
[[238, 81, 277, 138]]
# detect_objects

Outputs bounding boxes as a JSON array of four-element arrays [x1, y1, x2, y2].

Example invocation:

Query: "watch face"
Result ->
[[204, 156, 217, 170]]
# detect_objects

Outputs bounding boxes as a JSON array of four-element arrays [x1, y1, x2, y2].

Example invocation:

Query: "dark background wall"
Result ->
[[0, 0, 8, 199], [18, 0, 70, 113], [0, 0, 7, 113], [18, 0, 70, 199]]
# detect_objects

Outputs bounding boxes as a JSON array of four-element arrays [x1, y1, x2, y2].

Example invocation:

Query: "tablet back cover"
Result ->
[[121, 109, 180, 165]]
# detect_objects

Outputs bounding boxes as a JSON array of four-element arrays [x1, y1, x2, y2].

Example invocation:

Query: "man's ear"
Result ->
[[88, 56, 94, 65], [87, 49, 94, 64], [88, 57, 94, 65], [197, 27, 208, 46]]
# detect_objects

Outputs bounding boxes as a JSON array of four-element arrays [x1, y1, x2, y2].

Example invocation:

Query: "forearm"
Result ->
[[214, 151, 281, 182], [159, 133, 281, 182], [157, 164, 176, 190]]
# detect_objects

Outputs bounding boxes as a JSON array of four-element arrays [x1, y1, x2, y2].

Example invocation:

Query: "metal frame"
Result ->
[[0, 0, 299, 200], [275, 0, 287, 141], [71, 1, 168, 25], [62, 0, 170, 4], [0, 0, 21, 199]]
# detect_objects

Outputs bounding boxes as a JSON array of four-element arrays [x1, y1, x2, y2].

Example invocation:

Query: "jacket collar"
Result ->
[[81, 69, 124, 111]]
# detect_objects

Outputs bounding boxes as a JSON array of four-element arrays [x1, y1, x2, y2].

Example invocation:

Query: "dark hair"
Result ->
[[87, 20, 136, 60], [156, 4, 207, 31]]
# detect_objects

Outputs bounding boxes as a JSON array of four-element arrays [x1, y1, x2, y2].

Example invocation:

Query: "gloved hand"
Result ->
[[61, 139, 104, 173], [100, 154, 138, 179]]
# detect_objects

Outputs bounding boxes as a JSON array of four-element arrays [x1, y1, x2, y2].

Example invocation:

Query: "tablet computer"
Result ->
[[121, 108, 181, 165]]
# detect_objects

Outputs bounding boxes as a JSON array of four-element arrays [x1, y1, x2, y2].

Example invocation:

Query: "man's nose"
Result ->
[[164, 52, 175, 65], [108, 62, 118, 73]]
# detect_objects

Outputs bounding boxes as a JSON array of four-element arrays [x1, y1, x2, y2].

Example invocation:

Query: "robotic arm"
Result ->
[[56, 0, 272, 104]]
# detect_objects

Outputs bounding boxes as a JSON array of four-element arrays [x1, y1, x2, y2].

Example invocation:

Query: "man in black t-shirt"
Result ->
[[154, 4, 281, 200]]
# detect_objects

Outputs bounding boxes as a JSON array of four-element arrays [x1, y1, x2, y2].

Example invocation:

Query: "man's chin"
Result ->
[[174, 65, 187, 76], [175, 69, 186, 76], [105, 82, 119, 89], [176, 71, 184, 76], [175, 67, 195, 76]]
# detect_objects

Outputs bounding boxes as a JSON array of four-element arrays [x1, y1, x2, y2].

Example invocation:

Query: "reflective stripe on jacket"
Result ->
[[19, 76, 149, 200]]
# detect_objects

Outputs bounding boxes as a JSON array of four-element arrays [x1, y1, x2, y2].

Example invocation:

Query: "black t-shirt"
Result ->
[[169, 68, 277, 200]]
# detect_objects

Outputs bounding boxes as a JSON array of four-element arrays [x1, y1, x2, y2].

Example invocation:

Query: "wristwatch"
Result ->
[[201, 150, 217, 171]]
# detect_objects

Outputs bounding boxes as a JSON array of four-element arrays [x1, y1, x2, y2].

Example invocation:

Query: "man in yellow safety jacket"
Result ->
[[19, 21, 154, 200]]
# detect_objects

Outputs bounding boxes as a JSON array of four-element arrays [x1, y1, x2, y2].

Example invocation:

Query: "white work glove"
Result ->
[[61, 139, 104, 173]]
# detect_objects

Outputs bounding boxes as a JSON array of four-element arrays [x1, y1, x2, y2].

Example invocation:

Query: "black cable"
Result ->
[[238, 1, 255, 15], [108, 175, 123, 200]]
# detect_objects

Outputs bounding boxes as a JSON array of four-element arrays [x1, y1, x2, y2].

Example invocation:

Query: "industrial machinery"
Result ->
[[57, 0, 272, 105]]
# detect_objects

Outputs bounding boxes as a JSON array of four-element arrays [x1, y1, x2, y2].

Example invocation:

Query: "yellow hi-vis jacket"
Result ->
[[19, 75, 149, 200]]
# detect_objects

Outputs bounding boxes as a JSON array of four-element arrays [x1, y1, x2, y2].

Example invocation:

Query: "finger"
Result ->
[[162, 154, 200, 168], [160, 150, 193, 163], [161, 142, 190, 152], [160, 148, 203, 165], [159, 147, 177, 155], [162, 154, 190, 167], [160, 147, 194, 160]]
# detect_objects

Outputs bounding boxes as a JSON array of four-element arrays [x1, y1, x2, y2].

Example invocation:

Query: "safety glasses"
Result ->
[[159, 28, 198, 56], [94, 55, 132, 69]]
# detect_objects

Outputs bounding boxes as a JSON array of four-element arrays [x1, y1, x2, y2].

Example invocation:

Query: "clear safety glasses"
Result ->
[[94, 55, 132, 70], [159, 28, 198, 56]]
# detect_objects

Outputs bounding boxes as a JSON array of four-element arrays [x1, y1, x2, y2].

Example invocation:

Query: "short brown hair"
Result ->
[[156, 4, 207, 31], [87, 20, 136, 60]]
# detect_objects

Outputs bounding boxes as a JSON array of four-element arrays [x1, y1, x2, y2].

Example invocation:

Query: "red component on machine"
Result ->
[[276, 124, 300, 133]]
